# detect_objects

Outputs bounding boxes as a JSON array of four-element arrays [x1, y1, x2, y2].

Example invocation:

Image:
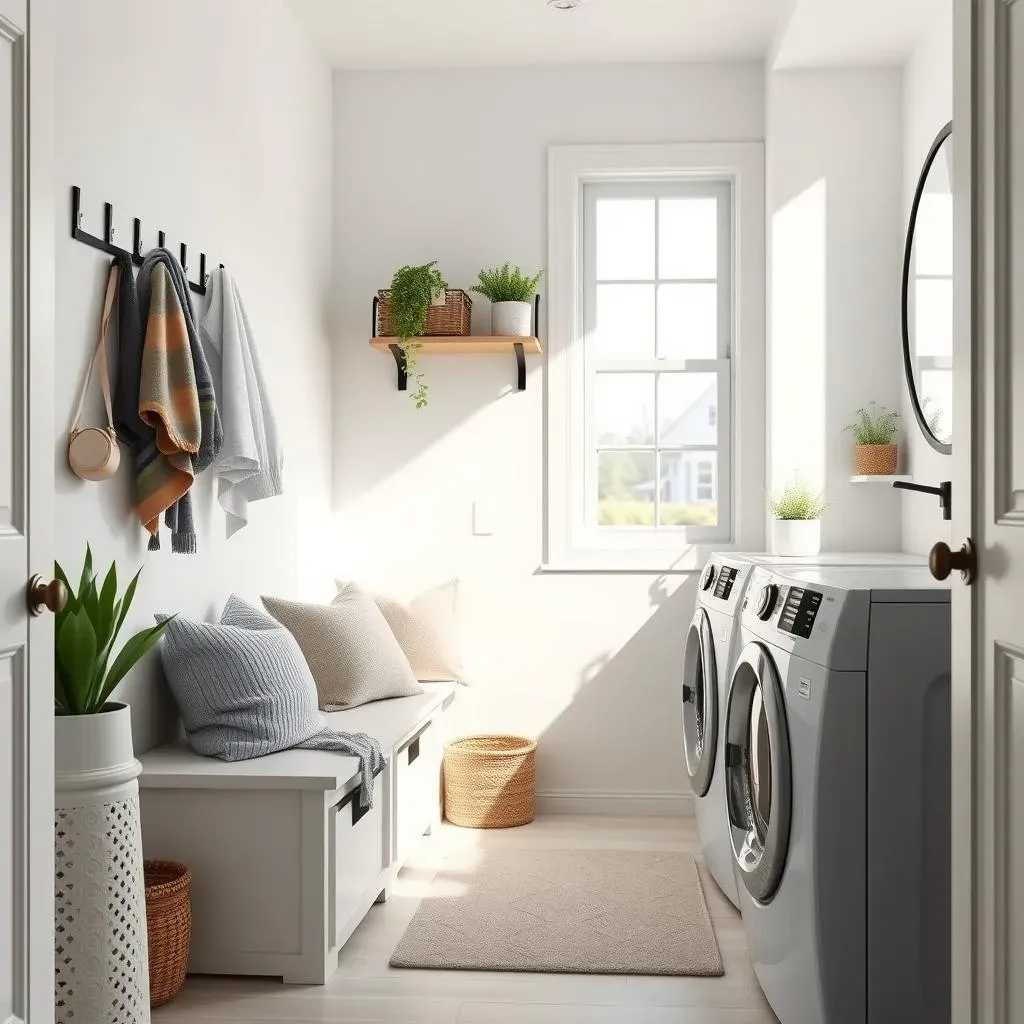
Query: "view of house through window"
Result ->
[[585, 181, 731, 531]]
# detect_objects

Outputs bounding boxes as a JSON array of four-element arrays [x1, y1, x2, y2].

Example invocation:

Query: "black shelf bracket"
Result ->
[[514, 342, 526, 391], [71, 185, 216, 296], [388, 344, 408, 391]]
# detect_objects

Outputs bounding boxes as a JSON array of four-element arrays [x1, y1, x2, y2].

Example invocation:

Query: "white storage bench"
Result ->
[[137, 683, 455, 984]]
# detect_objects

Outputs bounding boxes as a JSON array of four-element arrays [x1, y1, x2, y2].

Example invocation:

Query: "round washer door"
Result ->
[[724, 641, 792, 903], [681, 608, 718, 798]]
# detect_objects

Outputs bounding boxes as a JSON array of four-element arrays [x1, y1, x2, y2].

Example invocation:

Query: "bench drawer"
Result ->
[[395, 720, 442, 864], [332, 773, 385, 943]]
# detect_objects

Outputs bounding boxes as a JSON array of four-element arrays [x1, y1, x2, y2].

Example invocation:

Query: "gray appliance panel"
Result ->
[[867, 602, 951, 1024]]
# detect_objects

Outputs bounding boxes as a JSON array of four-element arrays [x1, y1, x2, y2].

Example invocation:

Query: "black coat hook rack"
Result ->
[[71, 185, 217, 296]]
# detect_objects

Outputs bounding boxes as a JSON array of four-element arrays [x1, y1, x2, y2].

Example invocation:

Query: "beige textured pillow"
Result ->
[[335, 580, 464, 683], [261, 589, 423, 710]]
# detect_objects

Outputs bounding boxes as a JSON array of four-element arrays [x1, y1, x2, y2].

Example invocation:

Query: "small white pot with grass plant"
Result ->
[[770, 480, 826, 557], [471, 262, 543, 336], [844, 401, 901, 475]]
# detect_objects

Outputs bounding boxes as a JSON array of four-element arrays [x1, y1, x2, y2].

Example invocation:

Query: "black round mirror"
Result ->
[[902, 121, 953, 454]]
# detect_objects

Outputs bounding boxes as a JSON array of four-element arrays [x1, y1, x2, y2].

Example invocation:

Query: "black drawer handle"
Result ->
[[338, 787, 370, 827], [408, 737, 420, 765]]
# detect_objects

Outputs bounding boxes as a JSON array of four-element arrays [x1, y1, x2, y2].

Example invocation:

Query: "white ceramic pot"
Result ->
[[772, 518, 822, 557], [55, 702, 151, 1023], [491, 300, 533, 337]]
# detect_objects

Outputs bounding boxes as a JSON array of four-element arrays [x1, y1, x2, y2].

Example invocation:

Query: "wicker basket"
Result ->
[[144, 860, 192, 1007], [855, 444, 898, 476], [444, 735, 536, 829], [376, 289, 472, 338]]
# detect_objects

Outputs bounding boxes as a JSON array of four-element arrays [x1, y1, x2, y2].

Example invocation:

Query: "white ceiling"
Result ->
[[773, 0, 949, 68], [288, 0, 792, 69]]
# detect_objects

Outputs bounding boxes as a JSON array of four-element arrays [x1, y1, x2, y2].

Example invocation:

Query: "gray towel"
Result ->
[[157, 596, 385, 807]]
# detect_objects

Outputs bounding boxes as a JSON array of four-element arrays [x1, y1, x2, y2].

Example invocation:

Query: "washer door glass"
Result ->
[[725, 642, 792, 903], [682, 609, 718, 798]]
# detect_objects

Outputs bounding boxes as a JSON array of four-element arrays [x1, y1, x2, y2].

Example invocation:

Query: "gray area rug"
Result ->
[[389, 849, 724, 976]]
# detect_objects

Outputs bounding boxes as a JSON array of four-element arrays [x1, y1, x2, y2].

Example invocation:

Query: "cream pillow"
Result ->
[[261, 589, 422, 711], [335, 579, 464, 683]]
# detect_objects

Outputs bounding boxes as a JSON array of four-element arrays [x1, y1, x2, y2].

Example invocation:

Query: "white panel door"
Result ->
[[953, 1, 1024, 1021], [0, 0, 54, 1021]]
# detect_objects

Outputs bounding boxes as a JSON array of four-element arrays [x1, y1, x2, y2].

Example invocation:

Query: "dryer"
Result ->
[[724, 565, 950, 1024], [682, 552, 926, 908]]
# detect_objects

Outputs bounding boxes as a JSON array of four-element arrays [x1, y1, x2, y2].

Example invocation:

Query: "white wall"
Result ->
[[55, 0, 334, 752], [331, 63, 765, 808], [765, 67, 904, 551], [901, 8, 953, 554]]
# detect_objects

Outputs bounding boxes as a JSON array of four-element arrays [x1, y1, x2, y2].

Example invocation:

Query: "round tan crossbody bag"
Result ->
[[68, 263, 121, 481]]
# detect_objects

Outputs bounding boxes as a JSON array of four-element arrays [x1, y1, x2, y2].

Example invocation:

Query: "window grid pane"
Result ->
[[582, 179, 732, 540]]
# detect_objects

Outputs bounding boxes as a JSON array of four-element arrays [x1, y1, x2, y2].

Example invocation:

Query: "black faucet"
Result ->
[[892, 480, 952, 521]]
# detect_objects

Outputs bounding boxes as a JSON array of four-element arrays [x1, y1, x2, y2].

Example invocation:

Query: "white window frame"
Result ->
[[546, 143, 765, 572]]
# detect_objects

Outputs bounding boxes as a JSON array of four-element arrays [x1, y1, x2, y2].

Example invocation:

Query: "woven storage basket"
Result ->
[[376, 289, 472, 338], [144, 860, 192, 1007], [855, 444, 898, 476], [444, 735, 536, 829]]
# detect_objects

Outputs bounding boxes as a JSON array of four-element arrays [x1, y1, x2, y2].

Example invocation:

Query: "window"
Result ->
[[547, 144, 765, 571], [587, 181, 729, 533]]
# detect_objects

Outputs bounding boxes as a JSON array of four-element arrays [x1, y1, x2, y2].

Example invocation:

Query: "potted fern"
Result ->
[[769, 479, 826, 557], [471, 262, 543, 337], [386, 261, 448, 408], [845, 402, 901, 475], [54, 546, 174, 1020]]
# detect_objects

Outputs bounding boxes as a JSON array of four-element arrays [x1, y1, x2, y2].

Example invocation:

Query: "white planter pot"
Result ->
[[772, 518, 822, 557], [55, 702, 151, 1023], [491, 300, 533, 337]]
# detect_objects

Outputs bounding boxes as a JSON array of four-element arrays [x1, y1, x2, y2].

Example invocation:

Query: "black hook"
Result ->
[[180, 241, 188, 273], [199, 252, 208, 285], [132, 218, 143, 261], [158, 229, 166, 248], [103, 202, 114, 245]]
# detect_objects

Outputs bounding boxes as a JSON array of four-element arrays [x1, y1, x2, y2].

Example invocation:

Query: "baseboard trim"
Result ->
[[535, 790, 694, 817]]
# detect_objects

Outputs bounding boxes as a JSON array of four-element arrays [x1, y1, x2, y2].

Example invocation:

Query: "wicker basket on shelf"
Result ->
[[854, 444, 898, 476], [144, 859, 192, 1007], [443, 735, 536, 829], [376, 288, 472, 338]]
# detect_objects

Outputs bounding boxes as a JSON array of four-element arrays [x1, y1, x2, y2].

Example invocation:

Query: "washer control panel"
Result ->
[[713, 565, 739, 601], [777, 586, 824, 638]]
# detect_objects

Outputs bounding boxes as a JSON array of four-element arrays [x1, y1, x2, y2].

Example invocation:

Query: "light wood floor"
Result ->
[[154, 815, 779, 1024]]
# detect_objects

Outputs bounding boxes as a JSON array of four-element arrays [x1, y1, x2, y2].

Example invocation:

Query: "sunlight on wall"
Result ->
[[770, 178, 827, 492]]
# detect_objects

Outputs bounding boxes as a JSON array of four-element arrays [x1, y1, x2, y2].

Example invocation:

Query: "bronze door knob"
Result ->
[[929, 539, 977, 584], [27, 575, 68, 616]]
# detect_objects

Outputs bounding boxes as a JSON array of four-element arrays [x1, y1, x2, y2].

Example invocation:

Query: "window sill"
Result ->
[[539, 544, 739, 575]]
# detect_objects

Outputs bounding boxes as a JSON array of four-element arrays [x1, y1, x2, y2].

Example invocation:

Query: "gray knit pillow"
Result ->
[[261, 589, 423, 710], [155, 596, 386, 806]]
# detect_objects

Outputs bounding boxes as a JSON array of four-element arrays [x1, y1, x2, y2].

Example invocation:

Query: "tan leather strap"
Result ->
[[71, 262, 119, 434]]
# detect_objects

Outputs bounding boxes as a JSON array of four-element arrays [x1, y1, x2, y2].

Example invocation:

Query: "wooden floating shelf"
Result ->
[[850, 474, 913, 484], [370, 336, 542, 392], [369, 336, 542, 354]]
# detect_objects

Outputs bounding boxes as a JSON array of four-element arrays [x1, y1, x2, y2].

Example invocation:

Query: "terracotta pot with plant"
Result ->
[[769, 479, 826, 557], [845, 402, 901, 475], [54, 546, 175, 1022], [471, 262, 543, 337]]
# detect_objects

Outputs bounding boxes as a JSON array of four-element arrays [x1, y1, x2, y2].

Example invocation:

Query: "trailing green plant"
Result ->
[[470, 263, 543, 304], [769, 479, 827, 521], [388, 261, 447, 409], [844, 402, 901, 446], [54, 546, 174, 716]]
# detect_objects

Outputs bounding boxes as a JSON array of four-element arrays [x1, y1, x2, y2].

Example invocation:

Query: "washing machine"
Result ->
[[682, 552, 926, 908], [723, 565, 950, 1024]]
